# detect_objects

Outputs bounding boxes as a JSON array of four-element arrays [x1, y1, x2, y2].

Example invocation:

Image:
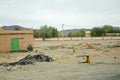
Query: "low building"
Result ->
[[85, 30, 91, 37], [0, 28, 33, 53]]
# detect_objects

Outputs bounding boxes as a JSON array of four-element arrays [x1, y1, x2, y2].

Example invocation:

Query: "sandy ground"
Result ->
[[0, 39, 120, 80]]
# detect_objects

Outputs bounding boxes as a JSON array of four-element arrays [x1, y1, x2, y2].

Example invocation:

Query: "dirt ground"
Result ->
[[0, 38, 120, 80]]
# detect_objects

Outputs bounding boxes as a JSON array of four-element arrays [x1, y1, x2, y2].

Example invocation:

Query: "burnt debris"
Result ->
[[0, 54, 53, 66]]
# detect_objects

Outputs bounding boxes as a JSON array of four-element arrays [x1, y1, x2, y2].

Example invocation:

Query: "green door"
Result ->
[[11, 38, 19, 51]]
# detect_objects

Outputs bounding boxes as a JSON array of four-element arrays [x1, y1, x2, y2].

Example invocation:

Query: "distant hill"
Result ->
[[1, 25, 29, 30], [59, 28, 89, 36], [114, 27, 120, 30]]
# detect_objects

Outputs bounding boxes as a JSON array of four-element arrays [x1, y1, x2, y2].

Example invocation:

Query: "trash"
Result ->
[[114, 56, 117, 59], [0, 54, 52, 66], [19, 54, 52, 62], [27, 44, 33, 51]]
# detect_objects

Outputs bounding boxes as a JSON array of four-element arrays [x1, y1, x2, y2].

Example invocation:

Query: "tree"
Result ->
[[68, 30, 85, 37], [78, 30, 85, 37], [91, 27, 105, 37], [68, 32, 73, 37], [34, 30, 39, 38], [48, 26, 58, 37], [113, 28, 120, 33], [39, 25, 59, 41], [68, 32, 73, 40], [52, 28, 59, 37], [39, 25, 48, 41], [14, 27, 20, 30], [102, 25, 114, 33]]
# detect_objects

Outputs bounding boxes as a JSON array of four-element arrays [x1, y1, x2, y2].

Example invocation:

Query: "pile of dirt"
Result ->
[[0, 54, 52, 66]]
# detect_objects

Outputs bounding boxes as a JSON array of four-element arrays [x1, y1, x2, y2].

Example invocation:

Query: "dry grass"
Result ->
[[51, 55, 72, 62], [107, 44, 120, 48], [81, 43, 95, 49], [0, 39, 120, 80]]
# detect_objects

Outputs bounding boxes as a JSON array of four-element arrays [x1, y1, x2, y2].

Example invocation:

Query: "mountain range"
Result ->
[[59, 29, 87, 36], [1, 25, 29, 30], [1, 25, 120, 36]]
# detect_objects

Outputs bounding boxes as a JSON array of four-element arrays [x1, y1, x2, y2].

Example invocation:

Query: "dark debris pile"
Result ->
[[0, 54, 53, 66]]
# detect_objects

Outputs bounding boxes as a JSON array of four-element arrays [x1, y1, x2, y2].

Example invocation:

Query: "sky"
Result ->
[[0, 0, 120, 30]]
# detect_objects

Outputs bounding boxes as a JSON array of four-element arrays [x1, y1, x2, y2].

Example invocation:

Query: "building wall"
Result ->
[[0, 33, 33, 53], [18, 34, 33, 50], [0, 35, 9, 52], [85, 31, 91, 37]]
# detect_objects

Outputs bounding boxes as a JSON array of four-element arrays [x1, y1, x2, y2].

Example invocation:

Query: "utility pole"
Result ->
[[62, 24, 64, 40]]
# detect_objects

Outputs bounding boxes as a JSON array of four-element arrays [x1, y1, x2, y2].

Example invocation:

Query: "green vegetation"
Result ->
[[34, 25, 120, 38], [67, 25, 120, 37], [34, 25, 59, 41], [68, 29, 85, 37], [14, 26, 20, 30], [91, 25, 120, 37], [91, 27, 105, 37], [34, 30, 39, 38]]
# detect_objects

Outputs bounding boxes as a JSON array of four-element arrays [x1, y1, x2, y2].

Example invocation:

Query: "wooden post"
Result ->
[[62, 24, 64, 40]]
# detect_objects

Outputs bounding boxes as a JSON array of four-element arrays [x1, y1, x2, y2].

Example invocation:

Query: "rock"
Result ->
[[27, 44, 33, 51]]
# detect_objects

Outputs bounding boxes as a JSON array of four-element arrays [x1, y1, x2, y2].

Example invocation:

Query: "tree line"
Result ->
[[34, 25, 120, 40], [68, 25, 120, 37], [34, 25, 59, 40], [91, 25, 120, 37]]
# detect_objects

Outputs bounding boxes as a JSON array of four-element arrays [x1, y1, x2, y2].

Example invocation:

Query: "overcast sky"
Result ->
[[0, 0, 120, 30]]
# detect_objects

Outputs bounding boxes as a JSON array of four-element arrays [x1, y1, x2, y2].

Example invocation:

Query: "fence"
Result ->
[[35, 37, 120, 41]]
